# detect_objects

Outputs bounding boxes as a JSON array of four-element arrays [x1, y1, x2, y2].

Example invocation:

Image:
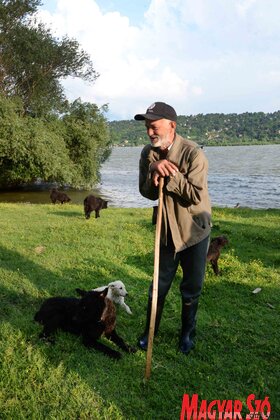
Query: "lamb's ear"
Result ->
[[100, 287, 109, 298], [75, 288, 87, 297]]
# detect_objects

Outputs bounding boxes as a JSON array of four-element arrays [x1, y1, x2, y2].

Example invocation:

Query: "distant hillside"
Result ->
[[109, 111, 280, 146]]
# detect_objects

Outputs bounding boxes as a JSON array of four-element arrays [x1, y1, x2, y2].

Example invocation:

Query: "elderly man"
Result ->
[[135, 101, 211, 355]]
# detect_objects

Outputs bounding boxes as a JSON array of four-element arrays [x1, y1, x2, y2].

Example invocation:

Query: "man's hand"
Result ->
[[150, 159, 179, 186]]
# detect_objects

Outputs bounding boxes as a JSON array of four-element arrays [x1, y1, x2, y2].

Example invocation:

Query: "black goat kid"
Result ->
[[34, 288, 135, 359]]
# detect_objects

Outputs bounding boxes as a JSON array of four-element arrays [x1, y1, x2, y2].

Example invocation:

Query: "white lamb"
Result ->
[[93, 280, 132, 315]]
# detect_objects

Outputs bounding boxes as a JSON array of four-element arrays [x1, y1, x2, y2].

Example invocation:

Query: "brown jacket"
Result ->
[[139, 134, 212, 252]]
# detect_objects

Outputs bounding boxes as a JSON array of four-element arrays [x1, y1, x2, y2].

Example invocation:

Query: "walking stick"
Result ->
[[145, 176, 164, 381]]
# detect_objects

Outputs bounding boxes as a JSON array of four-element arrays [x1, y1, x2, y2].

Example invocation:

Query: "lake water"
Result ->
[[0, 145, 279, 209], [96, 144, 280, 209]]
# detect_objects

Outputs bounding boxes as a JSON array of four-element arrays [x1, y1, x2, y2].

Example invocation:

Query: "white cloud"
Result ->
[[38, 0, 280, 119], [236, 0, 257, 18]]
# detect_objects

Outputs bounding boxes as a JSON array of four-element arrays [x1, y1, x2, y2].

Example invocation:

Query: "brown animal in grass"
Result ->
[[50, 188, 71, 204], [84, 195, 108, 219], [207, 235, 229, 275]]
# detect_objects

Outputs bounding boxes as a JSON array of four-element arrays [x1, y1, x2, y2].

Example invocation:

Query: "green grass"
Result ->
[[0, 203, 279, 419]]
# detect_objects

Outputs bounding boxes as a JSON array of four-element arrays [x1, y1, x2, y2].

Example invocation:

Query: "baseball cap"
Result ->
[[134, 102, 177, 122]]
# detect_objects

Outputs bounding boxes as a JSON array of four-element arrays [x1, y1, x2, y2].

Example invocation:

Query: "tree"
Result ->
[[0, 95, 112, 188], [0, 95, 76, 187], [0, 2, 112, 189], [62, 99, 111, 188], [0, 0, 98, 116]]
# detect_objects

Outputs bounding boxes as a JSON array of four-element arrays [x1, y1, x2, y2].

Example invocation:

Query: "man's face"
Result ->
[[145, 118, 176, 150]]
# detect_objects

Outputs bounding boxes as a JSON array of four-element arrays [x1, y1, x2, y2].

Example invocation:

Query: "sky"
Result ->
[[37, 0, 280, 121]]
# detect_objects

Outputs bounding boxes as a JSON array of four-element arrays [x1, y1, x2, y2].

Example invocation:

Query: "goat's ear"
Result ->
[[76, 288, 87, 297]]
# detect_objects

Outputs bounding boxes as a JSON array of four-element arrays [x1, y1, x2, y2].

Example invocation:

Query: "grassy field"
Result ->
[[0, 203, 279, 419]]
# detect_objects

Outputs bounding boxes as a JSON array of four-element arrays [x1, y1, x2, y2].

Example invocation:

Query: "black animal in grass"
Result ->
[[50, 188, 71, 204], [83, 194, 108, 219], [34, 288, 136, 359]]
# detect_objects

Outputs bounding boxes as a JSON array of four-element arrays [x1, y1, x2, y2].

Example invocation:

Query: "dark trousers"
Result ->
[[148, 235, 209, 303]]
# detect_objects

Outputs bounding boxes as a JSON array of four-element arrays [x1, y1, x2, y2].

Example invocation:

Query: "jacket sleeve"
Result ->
[[166, 147, 208, 205], [139, 147, 159, 201]]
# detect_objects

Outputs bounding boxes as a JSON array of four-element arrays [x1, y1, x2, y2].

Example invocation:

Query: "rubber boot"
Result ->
[[179, 299, 199, 355], [138, 296, 165, 351]]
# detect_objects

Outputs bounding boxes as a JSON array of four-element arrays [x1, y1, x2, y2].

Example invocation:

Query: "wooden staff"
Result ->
[[145, 176, 164, 380]]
